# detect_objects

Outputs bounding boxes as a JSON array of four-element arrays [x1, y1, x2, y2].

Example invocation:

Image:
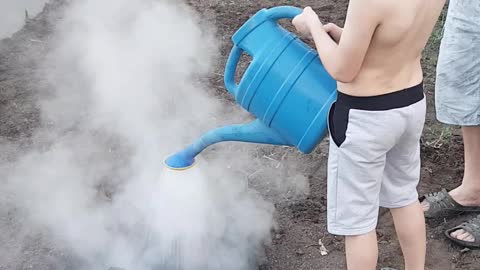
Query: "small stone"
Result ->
[[460, 248, 471, 254], [275, 234, 282, 240], [296, 249, 305, 256]]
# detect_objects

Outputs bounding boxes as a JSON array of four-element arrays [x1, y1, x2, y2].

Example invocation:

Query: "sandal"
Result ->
[[419, 189, 480, 218], [444, 214, 480, 249]]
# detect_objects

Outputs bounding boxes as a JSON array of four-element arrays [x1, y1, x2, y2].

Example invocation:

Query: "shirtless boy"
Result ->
[[293, 1, 446, 269]]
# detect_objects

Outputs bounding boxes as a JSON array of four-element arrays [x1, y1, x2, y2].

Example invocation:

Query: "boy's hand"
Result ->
[[323, 23, 343, 43], [292, 7, 322, 38]]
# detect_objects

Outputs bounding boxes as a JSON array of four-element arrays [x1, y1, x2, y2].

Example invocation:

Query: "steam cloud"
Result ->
[[0, 0, 49, 38], [1, 0, 281, 269]]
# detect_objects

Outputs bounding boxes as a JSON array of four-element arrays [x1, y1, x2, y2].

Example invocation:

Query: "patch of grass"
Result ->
[[424, 125, 454, 149]]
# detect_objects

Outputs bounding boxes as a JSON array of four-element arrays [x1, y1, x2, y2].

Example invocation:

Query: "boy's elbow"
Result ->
[[324, 56, 360, 83], [329, 67, 356, 83]]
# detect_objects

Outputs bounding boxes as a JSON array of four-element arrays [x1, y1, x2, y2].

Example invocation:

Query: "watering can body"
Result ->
[[224, 6, 337, 153], [165, 6, 337, 170]]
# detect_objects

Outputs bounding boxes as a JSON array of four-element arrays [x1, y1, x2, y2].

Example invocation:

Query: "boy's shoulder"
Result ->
[[348, 0, 390, 12], [346, 0, 391, 25]]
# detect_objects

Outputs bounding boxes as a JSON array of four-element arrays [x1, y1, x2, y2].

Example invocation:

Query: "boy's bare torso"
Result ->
[[338, 0, 446, 96]]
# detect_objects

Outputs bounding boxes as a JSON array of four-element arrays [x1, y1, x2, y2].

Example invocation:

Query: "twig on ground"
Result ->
[[263, 155, 278, 162]]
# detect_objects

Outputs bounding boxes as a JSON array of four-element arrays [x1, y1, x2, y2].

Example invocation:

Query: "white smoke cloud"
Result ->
[[2, 0, 278, 269], [0, 0, 49, 38]]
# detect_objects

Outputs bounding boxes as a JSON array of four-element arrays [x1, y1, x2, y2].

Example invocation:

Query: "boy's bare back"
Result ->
[[339, 0, 446, 96], [293, 0, 446, 96]]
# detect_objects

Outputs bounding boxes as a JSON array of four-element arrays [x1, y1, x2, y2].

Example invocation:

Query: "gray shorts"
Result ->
[[327, 84, 426, 236], [436, 0, 480, 126]]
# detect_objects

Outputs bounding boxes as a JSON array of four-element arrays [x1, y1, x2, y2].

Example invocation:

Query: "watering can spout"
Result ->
[[164, 119, 290, 170]]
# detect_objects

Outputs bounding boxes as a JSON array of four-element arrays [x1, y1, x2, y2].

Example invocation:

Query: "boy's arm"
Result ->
[[293, 1, 384, 82]]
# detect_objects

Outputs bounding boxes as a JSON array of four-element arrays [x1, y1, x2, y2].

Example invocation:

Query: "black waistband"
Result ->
[[336, 82, 424, 111]]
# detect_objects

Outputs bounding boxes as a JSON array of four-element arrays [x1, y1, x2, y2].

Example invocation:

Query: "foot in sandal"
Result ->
[[445, 214, 480, 249], [419, 188, 480, 218]]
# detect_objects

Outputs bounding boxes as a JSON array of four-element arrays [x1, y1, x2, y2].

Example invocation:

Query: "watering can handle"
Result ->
[[224, 45, 243, 97], [224, 6, 303, 97], [266, 6, 303, 21]]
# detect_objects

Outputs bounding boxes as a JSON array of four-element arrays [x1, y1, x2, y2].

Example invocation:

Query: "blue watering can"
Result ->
[[165, 6, 337, 170]]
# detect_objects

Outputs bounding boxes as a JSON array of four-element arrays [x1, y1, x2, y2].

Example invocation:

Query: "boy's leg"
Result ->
[[327, 101, 395, 270], [345, 230, 378, 270], [390, 202, 426, 270], [380, 97, 426, 270], [327, 87, 424, 269]]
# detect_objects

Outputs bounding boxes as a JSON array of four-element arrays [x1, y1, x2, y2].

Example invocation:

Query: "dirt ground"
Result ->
[[1, 0, 479, 269]]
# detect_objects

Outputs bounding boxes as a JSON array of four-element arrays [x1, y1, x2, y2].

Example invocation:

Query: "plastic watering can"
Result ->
[[165, 6, 337, 170]]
